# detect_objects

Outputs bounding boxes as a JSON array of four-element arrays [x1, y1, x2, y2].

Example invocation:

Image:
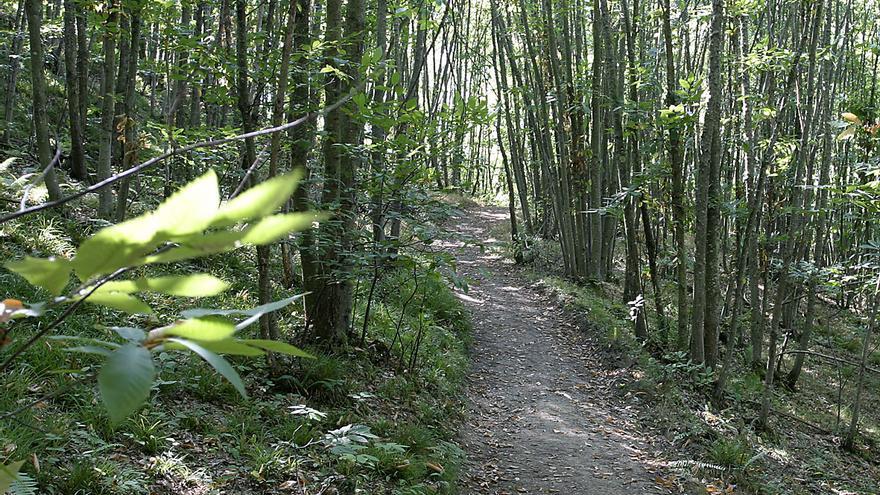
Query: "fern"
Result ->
[[8, 473, 38, 495], [668, 459, 726, 472]]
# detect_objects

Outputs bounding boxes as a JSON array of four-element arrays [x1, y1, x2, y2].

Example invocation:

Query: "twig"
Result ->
[[229, 143, 271, 199], [0, 89, 358, 225], [0, 266, 130, 372], [19, 141, 62, 211], [744, 399, 830, 434], [778, 349, 880, 375]]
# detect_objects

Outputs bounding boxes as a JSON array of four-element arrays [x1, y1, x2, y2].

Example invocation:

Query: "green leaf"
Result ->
[[166, 337, 247, 398], [72, 219, 159, 280], [142, 232, 247, 264], [199, 339, 266, 356], [146, 274, 229, 297], [98, 344, 156, 424], [241, 339, 314, 358], [153, 169, 220, 236], [181, 293, 305, 318], [85, 291, 153, 315], [99, 274, 229, 297], [162, 317, 236, 342], [211, 170, 303, 227], [142, 246, 222, 265], [108, 326, 147, 343], [241, 212, 326, 245], [0, 460, 25, 494], [5, 256, 71, 295], [179, 230, 248, 250], [72, 170, 220, 279]]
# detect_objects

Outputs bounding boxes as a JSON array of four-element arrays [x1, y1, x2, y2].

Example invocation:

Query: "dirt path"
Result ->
[[448, 206, 674, 495]]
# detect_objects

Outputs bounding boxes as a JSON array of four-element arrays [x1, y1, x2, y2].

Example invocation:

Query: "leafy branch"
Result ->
[[1, 168, 321, 423]]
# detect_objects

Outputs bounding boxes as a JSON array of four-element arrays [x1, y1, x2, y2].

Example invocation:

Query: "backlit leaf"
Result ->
[[167, 337, 247, 398], [241, 212, 326, 245], [98, 274, 229, 297], [161, 317, 236, 341], [211, 170, 303, 227], [199, 339, 266, 356], [142, 232, 247, 264], [98, 343, 156, 424], [73, 170, 220, 279], [72, 220, 159, 280], [144, 274, 229, 296], [5, 257, 71, 295], [153, 169, 220, 236], [241, 339, 313, 358], [85, 291, 153, 315]]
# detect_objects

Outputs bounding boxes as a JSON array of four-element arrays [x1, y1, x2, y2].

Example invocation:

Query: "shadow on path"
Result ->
[[447, 206, 675, 495]]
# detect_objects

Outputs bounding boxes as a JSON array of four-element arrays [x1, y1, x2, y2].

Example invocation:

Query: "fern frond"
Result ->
[[667, 459, 726, 472], [8, 473, 38, 495]]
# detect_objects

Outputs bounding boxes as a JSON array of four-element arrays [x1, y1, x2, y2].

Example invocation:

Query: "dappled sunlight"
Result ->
[[148, 452, 214, 494], [1, 0, 876, 490], [454, 205, 674, 493], [455, 292, 484, 304]]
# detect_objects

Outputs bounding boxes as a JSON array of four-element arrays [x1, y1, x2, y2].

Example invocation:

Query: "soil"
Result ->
[[449, 206, 678, 495]]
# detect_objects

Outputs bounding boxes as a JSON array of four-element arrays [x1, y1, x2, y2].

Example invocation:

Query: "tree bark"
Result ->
[[25, 0, 62, 201], [63, 0, 87, 181], [96, 0, 118, 217]]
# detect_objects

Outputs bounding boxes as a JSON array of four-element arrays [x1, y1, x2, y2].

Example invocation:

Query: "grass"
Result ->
[[0, 203, 472, 493]]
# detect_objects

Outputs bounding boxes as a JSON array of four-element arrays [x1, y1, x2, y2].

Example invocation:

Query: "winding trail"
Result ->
[[448, 206, 675, 495]]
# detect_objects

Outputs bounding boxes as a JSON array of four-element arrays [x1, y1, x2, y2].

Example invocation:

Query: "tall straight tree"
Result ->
[[3, 1, 24, 144], [63, 0, 87, 181], [690, 0, 724, 365], [24, 0, 62, 201], [661, 0, 689, 350], [114, 2, 142, 221], [306, 0, 365, 346], [96, 0, 119, 217]]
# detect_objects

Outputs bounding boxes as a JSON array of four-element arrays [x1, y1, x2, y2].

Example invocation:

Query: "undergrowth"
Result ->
[[524, 234, 880, 495], [1, 212, 471, 494]]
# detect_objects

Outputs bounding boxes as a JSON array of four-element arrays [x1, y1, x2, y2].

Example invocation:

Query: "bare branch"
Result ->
[[19, 140, 62, 211], [0, 90, 356, 225], [0, 265, 131, 372]]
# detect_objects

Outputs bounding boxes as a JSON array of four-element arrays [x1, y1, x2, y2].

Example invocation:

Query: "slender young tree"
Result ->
[[63, 0, 87, 181], [24, 0, 62, 201], [96, 0, 119, 217]]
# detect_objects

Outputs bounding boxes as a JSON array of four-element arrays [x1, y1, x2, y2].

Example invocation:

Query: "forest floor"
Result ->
[[445, 205, 678, 494], [444, 203, 880, 495]]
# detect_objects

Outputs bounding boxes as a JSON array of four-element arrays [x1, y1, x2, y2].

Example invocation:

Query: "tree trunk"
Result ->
[[3, 2, 25, 144], [114, 5, 142, 222], [25, 0, 62, 201], [96, 0, 118, 217], [690, 0, 724, 365], [661, 0, 689, 351], [843, 278, 879, 449], [63, 0, 87, 181]]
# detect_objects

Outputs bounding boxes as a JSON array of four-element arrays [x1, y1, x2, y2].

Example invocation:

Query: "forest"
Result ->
[[0, 0, 879, 493]]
